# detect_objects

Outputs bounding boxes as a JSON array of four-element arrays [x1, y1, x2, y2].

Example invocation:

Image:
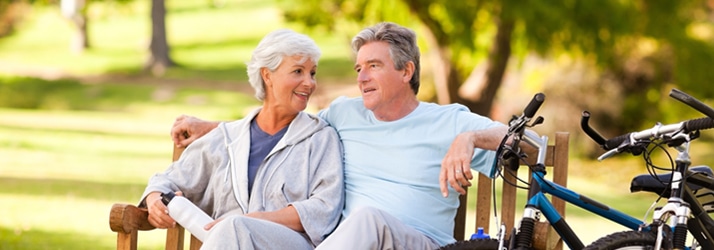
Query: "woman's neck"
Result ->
[[255, 107, 296, 135]]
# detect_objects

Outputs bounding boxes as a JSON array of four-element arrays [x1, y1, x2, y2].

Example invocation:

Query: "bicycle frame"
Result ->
[[640, 135, 714, 249], [506, 131, 650, 249], [633, 163, 714, 249], [681, 172, 714, 249]]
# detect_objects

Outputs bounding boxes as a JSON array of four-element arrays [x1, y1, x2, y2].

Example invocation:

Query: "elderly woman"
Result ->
[[139, 29, 344, 249]]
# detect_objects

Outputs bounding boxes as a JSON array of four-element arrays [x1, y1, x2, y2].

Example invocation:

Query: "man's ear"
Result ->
[[402, 61, 415, 82]]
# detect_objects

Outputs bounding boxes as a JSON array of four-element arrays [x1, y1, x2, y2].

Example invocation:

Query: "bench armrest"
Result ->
[[109, 203, 156, 234]]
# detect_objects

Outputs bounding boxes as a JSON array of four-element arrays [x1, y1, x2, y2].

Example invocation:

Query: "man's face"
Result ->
[[353, 41, 411, 112]]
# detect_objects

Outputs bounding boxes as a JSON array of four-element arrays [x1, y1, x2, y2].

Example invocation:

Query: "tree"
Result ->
[[145, 0, 174, 75], [277, 0, 714, 123]]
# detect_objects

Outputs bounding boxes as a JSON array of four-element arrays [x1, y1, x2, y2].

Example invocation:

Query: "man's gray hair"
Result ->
[[351, 22, 421, 94], [247, 29, 321, 101]]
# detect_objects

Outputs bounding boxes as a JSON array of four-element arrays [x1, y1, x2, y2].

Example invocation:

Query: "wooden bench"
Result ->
[[110, 133, 567, 250], [108, 146, 203, 250], [453, 132, 569, 250]]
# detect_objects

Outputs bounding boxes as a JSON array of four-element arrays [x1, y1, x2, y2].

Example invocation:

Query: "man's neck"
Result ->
[[372, 97, 419, 122]]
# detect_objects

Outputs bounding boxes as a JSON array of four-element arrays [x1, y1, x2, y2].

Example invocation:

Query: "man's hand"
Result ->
[[440, 132, 477, 197], [439, 126, 508, 197], [170, 115, 219, 148]]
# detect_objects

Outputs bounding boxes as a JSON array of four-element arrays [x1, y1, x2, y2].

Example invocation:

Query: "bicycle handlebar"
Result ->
[[670, 88, 714, 120], [580, 89, 714, 160], [498, 92, 548, 169], [524, 93, 546, 119]]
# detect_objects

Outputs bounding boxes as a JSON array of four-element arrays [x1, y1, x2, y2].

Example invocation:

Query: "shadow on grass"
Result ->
[[0, 226, 114, 250], [0, 75, 156, 111], [0, 177, 148, 202]]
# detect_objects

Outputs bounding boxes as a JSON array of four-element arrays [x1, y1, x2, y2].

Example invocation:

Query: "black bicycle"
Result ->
[[581, 88, 714, 249]]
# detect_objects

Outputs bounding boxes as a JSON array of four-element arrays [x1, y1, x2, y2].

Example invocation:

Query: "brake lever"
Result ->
[[597, 148, 620, 161], [598, 134, 634, 161]]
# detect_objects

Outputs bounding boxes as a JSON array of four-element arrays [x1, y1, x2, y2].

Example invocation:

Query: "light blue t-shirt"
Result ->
[[318, 96, 501, 246]]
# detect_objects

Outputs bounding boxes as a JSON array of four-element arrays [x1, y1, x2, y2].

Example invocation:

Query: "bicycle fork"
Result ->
[[652, 139, 693, 249], [651, 198, 691, 249]]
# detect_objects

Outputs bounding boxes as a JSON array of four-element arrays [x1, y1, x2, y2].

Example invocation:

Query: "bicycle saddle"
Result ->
[[630, 165, 713, 197]]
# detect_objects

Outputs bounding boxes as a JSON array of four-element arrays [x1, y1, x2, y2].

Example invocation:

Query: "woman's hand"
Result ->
[[146, 192, 176, 229]]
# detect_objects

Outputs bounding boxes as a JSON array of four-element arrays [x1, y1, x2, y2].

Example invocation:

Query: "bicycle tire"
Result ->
[[438, 239, 499, 250], [583, 231, 657, 250]]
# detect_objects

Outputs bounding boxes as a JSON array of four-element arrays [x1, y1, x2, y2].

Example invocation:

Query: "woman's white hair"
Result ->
[[246, 29, 321, 101]]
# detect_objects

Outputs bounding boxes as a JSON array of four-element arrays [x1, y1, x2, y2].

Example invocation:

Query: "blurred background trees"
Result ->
[[277, 0, 714, 153], [1, 0, 714, 154]]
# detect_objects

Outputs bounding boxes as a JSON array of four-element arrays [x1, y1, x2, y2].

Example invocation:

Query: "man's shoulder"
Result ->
[[329, 96, 363, 108], [419, 101, 471, 113]]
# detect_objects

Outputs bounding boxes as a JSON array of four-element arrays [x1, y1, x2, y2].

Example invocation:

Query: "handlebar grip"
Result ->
[[604, 134, 630, 150], [580, 111, 607, 146], [523, 93, 545, 118], [670, 88, 714, 119], [683, 117, 714, 133]]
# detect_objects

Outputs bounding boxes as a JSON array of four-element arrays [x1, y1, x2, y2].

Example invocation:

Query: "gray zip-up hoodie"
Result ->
[[140, 108, 345, 246]]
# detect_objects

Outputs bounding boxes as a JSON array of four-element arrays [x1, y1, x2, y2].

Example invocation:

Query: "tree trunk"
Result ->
[[460, 17, 514, 116], [70, 11, 89, 54], [145, 0, 174, 75], [61, 0, 89, 53], [421, 32, 462, 105], [403, 0, 512, 117]]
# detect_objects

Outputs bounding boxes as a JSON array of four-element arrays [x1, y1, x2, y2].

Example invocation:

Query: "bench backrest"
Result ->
[[453, 132, 568, 250]]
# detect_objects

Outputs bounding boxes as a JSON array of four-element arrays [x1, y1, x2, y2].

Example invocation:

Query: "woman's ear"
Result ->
[[261, 67, 271, 86]]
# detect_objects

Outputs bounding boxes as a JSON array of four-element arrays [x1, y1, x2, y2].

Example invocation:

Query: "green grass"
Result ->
[[0, 73, 260, 249]]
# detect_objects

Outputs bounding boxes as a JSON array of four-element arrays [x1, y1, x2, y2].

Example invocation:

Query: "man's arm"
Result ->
[[171, 115, 220, 148], [439, 126, 538, 197]]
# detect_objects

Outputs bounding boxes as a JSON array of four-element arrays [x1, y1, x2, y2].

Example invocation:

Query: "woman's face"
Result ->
[[263, 55, 317, 114]]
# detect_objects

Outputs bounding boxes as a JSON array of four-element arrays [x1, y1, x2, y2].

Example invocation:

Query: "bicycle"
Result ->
[[580, 89, 714, 249], [442, 93, 663, 250]]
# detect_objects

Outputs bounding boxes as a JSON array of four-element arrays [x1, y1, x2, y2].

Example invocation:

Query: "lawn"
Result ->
[[0, 76, 261, 249], [1, 0, 714, 249]]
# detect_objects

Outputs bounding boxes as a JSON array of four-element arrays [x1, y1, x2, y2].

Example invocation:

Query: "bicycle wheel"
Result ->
[[583, 231, 657, 250], [438, 239, 499, 250]]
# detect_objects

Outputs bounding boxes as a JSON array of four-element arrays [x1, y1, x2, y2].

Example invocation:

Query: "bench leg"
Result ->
[[166, 225, 185, 250], [117, 231, 138, 250]]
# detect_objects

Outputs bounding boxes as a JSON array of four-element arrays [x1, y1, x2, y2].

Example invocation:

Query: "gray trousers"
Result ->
[[315, 207, 440, 250], [200, 215, 313, 250]]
